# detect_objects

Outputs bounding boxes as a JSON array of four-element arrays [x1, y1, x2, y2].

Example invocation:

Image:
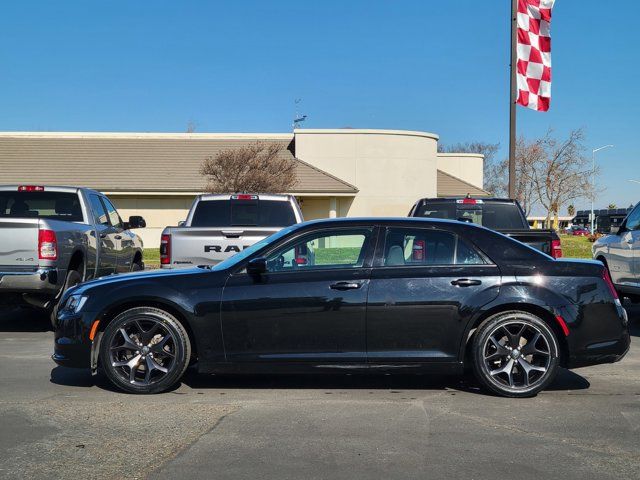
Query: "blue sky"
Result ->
[[1, 1, 638, 211]]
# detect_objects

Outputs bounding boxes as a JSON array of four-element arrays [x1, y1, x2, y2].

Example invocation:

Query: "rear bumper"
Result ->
[[0, 268, 62, 296], [566, 303, 631, 368]]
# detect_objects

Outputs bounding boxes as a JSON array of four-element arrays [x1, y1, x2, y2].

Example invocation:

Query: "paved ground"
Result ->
[[0, 306, 638, 480]]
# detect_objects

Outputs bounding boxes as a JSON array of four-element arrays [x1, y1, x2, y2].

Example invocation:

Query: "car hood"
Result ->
[[70, 267, 214, 294]]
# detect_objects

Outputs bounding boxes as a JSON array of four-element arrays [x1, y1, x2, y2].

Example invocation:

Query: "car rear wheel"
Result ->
[[471, 311, 560, 398], [99, 307, 191, 394]]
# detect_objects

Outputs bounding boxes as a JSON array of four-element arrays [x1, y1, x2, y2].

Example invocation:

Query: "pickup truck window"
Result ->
[[89, 194, 110, 226], [101, 197, 123, 229], [191, 200, 297, 227], [415, 202, 528, 230], [0, 191, 83, 222], [625, 204, 640, 231]]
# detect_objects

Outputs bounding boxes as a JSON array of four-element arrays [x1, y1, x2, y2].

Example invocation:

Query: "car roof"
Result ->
[[0, 185, 102, 195], [295, 216, 484, 230]]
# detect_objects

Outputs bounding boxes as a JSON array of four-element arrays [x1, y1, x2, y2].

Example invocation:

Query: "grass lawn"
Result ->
[[559, 234, 593, 259], [144, 248, 160, 268]]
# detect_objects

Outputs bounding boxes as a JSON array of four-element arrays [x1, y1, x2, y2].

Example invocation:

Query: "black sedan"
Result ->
[[53, 218, 630, 397]]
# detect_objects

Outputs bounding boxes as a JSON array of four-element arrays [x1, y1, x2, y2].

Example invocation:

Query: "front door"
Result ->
[[220, 227, 376, 363], [100, 197, 130, 273], [366, 226, 501, 362], [608, 204, 640, 287]]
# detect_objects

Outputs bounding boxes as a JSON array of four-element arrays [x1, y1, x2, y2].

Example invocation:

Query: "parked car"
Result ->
[[0, 185, 145, 315], [159, 194, 303, 268], [53, 217, 628, 397], [593, 201, 640, 302], [567, 226, 590, 236], [408, 197, 563, 258]]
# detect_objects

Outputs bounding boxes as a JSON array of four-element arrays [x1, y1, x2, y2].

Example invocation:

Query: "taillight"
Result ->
[[231, 194, 258, 200], [294, 244, 308, 265], [602, 267, 619, 301], [38, 229, 57, 260], [160, 234, 171, 265], [412, 239, 425, 261], [551, 239, 562, 258], [18, 185, 44, 192]]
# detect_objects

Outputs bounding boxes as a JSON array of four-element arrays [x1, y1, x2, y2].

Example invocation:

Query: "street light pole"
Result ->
[[591, 145, 614, 233]]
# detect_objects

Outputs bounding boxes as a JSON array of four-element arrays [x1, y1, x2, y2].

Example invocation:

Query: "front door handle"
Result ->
[[114, 235, 122, 240], [330, 282, 362, 291], [451, 278, 482, 287]]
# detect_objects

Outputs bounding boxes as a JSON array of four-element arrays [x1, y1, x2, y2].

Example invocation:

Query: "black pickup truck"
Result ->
[[408, 197, 562, 258]]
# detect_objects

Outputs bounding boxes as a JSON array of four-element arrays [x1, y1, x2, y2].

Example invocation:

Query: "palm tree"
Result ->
[[567, 204, 575, 216], [608, 203, 616, 210]]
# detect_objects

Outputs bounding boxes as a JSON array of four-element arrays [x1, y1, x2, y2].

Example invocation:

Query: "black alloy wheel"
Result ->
[[471, 311, 560, 398], [99, 307, 191, 394]]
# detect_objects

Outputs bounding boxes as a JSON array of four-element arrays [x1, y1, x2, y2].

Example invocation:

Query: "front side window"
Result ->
[[625, 204, 640, 231], [100, 197, 123, 229], [382, 228, 486, 266], [265, 229, 372, 272]]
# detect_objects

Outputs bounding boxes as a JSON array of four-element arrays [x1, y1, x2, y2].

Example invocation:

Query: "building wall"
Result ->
[[294, 129, 440, 217], [110, 195, 195, 248], [436, 153, 484, 189]]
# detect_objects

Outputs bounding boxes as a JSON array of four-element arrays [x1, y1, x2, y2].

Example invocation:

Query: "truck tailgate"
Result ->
[[0, 218, 40, 267], [501, 229, 555, 256], [168, 227, 280, 267]]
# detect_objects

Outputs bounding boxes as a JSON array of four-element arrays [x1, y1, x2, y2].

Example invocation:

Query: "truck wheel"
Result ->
[[471, 311, 560, 398], [50, 268, 83, 328], [99, 307, 191, 394], [131, 259, 144, 272]]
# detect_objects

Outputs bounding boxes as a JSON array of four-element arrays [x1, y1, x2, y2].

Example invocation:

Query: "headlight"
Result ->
[[63, 294, 88, 313]]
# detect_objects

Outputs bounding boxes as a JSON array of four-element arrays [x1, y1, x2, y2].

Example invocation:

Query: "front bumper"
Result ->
[[0, 268, 62, 295], [52, 309, 95, 369]]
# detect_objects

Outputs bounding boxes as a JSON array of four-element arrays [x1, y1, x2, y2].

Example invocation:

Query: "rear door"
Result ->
[[366, 225, 501, 362], [87, 194, 117, 276]]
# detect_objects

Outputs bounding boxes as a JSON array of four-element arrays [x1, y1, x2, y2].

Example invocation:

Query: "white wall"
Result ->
[[294, 129, 439, 217], [436, 153, 484, 189]]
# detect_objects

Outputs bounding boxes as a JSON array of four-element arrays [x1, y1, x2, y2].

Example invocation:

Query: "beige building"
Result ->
[[0, 129, 487, 247]]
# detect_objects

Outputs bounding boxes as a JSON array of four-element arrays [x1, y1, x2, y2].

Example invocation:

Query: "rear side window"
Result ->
[[382, 228, 486, 266], [191, 199, 297, 227], [415, 202, 527, 230], [0, 191, 83, 222]]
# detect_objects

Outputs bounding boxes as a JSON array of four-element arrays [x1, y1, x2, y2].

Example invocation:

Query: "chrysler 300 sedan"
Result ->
[[53, 218, 630, 397]]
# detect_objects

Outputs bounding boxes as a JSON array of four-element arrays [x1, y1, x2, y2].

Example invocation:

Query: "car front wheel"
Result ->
[[99, 307, 191, 394], [471, 311, 560, 398]]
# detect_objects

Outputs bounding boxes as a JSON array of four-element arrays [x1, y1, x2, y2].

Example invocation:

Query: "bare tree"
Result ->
[[200, 142, 298, 193], [526, 129, 597, 229], [438, 141, 504, 195], [186, 121, 197, 133]]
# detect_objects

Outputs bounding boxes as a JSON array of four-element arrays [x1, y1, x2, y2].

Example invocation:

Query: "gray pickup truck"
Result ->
[[0, 185, 145, 311], [160, 193, 303, 268]]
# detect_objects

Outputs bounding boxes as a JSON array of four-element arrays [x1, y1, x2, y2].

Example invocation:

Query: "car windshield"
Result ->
[[191, 199, 297, 227], [416, 201, 527, 230], [210, 224, 300, 271], [0, 191, 83, 222]]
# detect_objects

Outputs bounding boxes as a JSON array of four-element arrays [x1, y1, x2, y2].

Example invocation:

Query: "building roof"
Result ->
[[436, 170, 490, 197], [0, 133, 358, 195]]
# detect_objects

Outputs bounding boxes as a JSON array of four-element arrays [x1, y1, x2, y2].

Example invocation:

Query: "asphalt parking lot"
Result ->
[[0, 306, 639, 480]]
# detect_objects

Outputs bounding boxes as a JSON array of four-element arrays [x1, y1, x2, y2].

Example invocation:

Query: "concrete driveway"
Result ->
[[0, 305, 638, 480]]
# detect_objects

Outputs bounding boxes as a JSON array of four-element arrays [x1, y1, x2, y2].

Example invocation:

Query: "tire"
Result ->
[[471, 311, 560, 398], [131, 257, 143, 272], [99, 307, 191, 394], [50, 268, 83, 328]]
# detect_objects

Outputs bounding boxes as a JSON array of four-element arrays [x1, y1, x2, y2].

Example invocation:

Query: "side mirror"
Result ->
[[246, 257, 267, 275], [127, 215, 146, 229]]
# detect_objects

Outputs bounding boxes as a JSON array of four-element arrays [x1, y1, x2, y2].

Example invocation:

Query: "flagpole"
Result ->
[[508, 0, 517, 199]]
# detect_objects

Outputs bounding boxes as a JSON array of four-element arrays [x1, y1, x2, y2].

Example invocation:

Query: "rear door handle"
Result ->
[[330, 282, 362, 290], [114, 235, 122, 240], [451, 278, 482, 287], [99, 233, 107, 239]]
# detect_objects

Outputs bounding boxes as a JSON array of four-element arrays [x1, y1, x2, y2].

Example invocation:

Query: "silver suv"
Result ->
[[593, 201, 640, 301]]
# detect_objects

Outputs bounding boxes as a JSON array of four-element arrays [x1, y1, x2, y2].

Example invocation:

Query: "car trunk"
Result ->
[[0, 218, 40, 268]]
